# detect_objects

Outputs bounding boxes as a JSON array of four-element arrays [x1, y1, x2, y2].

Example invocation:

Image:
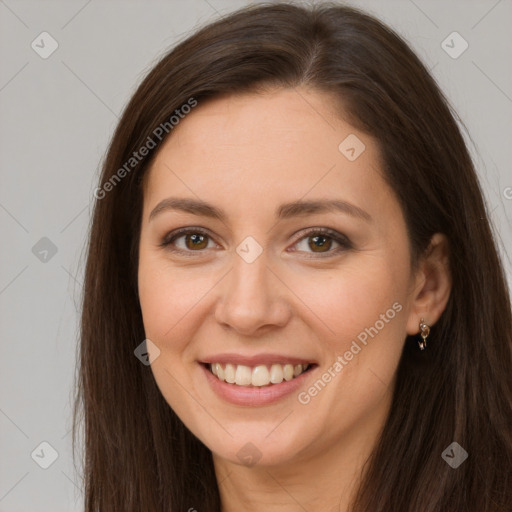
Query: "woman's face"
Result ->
[[138, 87, 420, 468]]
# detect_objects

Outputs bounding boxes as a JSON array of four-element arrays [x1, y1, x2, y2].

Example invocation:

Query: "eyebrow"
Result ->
[[148, 197, 372, 223]]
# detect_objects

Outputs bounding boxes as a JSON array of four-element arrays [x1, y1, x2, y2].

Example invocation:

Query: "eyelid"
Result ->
[[159, 226, 352, 257]]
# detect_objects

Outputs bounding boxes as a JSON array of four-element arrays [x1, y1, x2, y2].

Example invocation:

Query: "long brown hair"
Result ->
[[73, 2, 512, 510]]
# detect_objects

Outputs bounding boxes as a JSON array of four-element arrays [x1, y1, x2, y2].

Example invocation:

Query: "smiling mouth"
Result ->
[[205, 362, 314, 387]]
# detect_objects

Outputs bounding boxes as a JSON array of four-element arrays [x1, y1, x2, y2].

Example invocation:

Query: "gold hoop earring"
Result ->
[[418, 318, 430, 351]]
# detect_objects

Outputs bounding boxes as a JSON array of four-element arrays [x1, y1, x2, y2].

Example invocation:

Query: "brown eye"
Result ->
[[160, 228, 215, 255], [161, 227, 351, 258], [307, 234, 334, 253], [183, 233, 209, 250], [291, 228, 351, 257]]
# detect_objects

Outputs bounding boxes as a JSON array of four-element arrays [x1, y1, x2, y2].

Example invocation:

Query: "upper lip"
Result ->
[[200, 353, 316, 366]]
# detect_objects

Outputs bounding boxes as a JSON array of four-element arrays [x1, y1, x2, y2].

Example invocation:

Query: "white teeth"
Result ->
[[215, 363, 224, 380], [270, 364, 284, 384], [235, 365, 252, 386], [283, 364, 294, 381], [224, 363, 236, 383], [252, 365, 270, 386], [209, 362, 310, 386]]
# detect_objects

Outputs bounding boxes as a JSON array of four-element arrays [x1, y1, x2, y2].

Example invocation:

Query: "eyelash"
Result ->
[[159, 226, 352, 258]]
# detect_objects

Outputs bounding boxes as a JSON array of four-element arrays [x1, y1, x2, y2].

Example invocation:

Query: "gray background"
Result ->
[[0, 0, 511, 510]]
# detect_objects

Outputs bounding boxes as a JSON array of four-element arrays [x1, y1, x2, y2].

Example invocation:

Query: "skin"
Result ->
[[137, 87, 452, 511]]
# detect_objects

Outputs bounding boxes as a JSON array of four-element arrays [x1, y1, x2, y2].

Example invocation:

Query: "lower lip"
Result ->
[[201, 364, 315, 406]]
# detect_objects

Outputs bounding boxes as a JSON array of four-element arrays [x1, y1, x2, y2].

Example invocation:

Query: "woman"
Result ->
[[74, 2, 512, 511]]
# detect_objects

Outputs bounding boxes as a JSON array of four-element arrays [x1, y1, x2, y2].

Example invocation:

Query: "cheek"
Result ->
[[137, 253, 212, 413], [137, 251, 208, 349], [288, 255, 406, 351], [290, 260, 407, 427]]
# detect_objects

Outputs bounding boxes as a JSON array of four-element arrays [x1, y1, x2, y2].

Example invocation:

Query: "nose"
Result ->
[[214, 247, 292, 336]]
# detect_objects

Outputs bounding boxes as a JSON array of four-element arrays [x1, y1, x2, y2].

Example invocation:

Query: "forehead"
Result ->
[[143, 87, 390, 222]]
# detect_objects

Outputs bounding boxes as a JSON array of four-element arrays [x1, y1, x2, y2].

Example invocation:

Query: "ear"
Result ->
[[405, 233, 452, 335]]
